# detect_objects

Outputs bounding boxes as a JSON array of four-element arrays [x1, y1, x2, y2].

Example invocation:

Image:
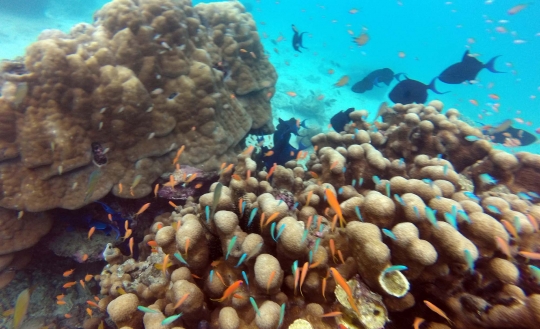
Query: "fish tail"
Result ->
[[428, 77, 449, 95], [484, 55, 505, 73]]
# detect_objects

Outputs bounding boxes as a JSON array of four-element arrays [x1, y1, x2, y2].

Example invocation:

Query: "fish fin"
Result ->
[[484, 55, 505, 73], [428, 77, 450, 95], [394, 72, 408, 81], [461, 50, 471, 62], [373, 76, 382, 87]]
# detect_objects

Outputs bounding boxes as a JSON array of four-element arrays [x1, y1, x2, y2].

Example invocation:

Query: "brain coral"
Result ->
[[0, 0, 276, 211]]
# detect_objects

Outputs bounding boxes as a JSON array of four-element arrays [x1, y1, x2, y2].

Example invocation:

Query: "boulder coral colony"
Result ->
[[0, 0, 540, 329]]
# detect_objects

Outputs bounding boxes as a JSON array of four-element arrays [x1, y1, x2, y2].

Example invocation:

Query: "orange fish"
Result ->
[[162, 254, 170, 276], [118, 183, 123, 194], [286, 91, 297, 97], [413, 317, 425, 329], [79, 280, 86, 289], [488, 94, 500, 100], [508, 3, 529, 15], [86, 307, 93, 317], [136, 203, 151, 217], [325, 189, 345, 227], [264, 150, 274, 157], [57, 300, 66, 305], [211, 280, 243, 302], [86, 300, 99, 308], [194, 183, 203, 189], [56, 294, 65, 300], [172, 145, 185, 165], [321, 277, 327, 300], [88, 227, 96, 240], [337, 250, 346, 264], [231, 174, 242, 181], [174, 293, 190, 309], [501, 220, 520, 240], [267, 270, 276, 293], [81, 254, 88, 262], [147, 240, 158, 248], [264, 212, 280, 227], [63, 269, 75, 277], [320, 311, 342, 317], [299, 262, 309, 296], [469, 99, 479, 106], [185, 238, 190, 257], [424, 300, 453, 325], [526, 214, 539, 232], [329, 239, 337, 263], [64, 314, 72, 319], [352, 33, 369, 46], [266, 163, 277, 180], [330, 268, 360, 316], [63, 281, 77, 288], [518, 251, 540, 260], [334, 75, 350, 87], [84, 274, 93, 282]]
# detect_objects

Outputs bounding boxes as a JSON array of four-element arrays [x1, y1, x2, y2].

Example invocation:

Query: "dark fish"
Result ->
[[260, 117, 308, 168], [486, 126, 537, 146], [292, 25, 308, 52], [438, 50, 504, 84], [351, 68, 399, 93], [389, 77, 448, 104], [330, 108, 354, 132]]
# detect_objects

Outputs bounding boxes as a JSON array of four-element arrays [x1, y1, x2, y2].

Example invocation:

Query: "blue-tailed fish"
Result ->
[[242, 270, 249, 287], [84, 170, 101, 203], [358, 177, 364, 187], [382, 265, 408, 275], [14, 288, 31, 329], [528, 265, 540, 283], [210, 183, 223, 220], [137, 306, 160, 314], [487, 205, 501, 215], [235, 253, 247, 267], [278, 303, 286, 328], [464, 249, 475, 273], [226, 236, 237, 260], [479, 173, 497, 185], [382, 228, 397, 240], [205, 205, 210, 223], [425, 206, 438, 228], [413, 205, 420, 219], [248, 208, 258, 227], [354, 205, 363, 221], [276, 224, 286, 241], [385, 181, 391, 198], [444, 212, 458, 230], [394, 194, 406, 206], [162, 313, 183, 325], [174, 252, 188, 266], [372, 175, 381, 185], [463, 191, 480, 202], [458, 210, 471, 224], [249, 297, 261, 317]]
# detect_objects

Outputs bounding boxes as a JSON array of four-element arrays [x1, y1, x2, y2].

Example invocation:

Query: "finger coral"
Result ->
[[96, 99, 540, 329]]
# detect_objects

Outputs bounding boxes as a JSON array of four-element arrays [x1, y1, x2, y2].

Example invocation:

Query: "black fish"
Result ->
[[438, 50, 504, 84], [331, 108, 354, 132], [258, 118, 308, 169], [389, 77, 447, 104], [351, 68, 399, 93], [486, 126, 537, 146], [292, 25, 308, 52]]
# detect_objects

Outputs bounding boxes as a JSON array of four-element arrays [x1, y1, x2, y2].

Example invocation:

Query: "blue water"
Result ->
[[1, 0, 538, 155]]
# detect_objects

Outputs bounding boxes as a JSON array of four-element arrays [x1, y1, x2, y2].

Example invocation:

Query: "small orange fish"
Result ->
[[169, 201, 178, 209], [118, 183, 123, 194], [325, 189, 345, 228], [57, 300, 66, 305], [413, 317, 425, 329], [286, 91, 297, 97], [267, 270, 276, 293], [508, 3, 529, 15], [294, 267, 300, 294], [185, 238, 190, 258], [64, 314, 72, 319], [329, 239, 337, 263], [63, 281, 77, 288], [172, 145, 185, 165], [309, 261, 321, 269], [469, 99, 479, 106], [211, 280, 243, 302], [501, 220, 520, 240], [337, 250, 346, 264], [194, 183, 203, 188], [299, 262, 309, 296], [79, 280, 85, 289], [330, 160, 339, 170], [518, 251, 540, 260], [309, 171, 319, 179], [239, 48, 248, 53], [215, 271, 227, 286], [86, 307, 93, 317], [174, 293, 190, 309], [424, 300, 453, 325], [232, 174, 242, 181], [264, 150, 274, 157], [107, 214, 112, 221], [266, 163, 277, 180], [334, 75, 350, 87], [88, 227, 96, 240], [84, 274, 93, 282], [330, 268, 360, 316], [526, 214, 539, 232], [56, 294, 65, 300], [162, 254, 170, 276], [81, 254, 88, 262], [488, 94, 500, 100], [136, 203, 151, 216], [321, 277, 327, 300], [264, 212, 280, 227], [147, 240, 158, 248], [123, 229, 132, 241], [86, 300, 99, 308], [63, 269, 75, 277], [320, 311, 342, 317]]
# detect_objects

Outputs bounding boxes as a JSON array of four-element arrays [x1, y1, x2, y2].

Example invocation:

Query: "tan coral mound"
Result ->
[[0, 0, 277, 211]]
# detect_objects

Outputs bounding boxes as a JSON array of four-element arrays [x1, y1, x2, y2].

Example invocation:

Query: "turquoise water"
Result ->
[[1, 0, 538, 155]]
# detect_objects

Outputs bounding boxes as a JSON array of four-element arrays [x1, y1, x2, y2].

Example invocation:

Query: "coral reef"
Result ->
[[95, 100, 540, 329], [0, 0, 277, 211]]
